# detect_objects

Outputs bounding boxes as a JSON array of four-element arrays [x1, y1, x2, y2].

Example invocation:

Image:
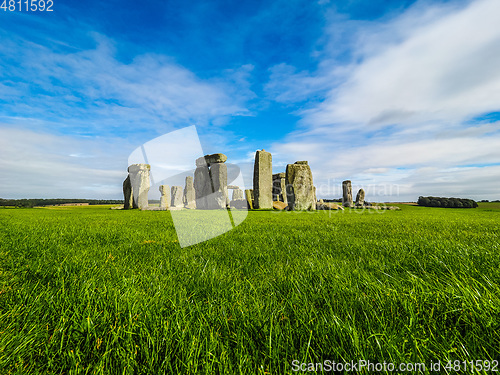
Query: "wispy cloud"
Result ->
[[266, 0, 500, 200]]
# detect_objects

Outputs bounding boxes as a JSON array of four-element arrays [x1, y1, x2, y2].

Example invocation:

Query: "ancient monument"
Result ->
[[272, 172, 287, 204], [253, 150, 272, 209], [183, 176, 196, 209], [342, 180, 353, 207], [355, 188, 365, 206], [159, 185, 170, 210], [286, 161, 316, 211], [171, 186, 183, 208], [128, 164, 150, 210]]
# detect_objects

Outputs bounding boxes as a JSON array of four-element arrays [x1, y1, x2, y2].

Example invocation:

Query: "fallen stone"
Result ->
[[273, 201, 288, 210], [230, 199, 247, 209], [316, 202, 343, 210]]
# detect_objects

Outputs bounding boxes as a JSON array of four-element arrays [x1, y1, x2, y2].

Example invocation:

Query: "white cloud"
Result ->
[[0, 127, 130, 199], [266, 0, 500, 201]]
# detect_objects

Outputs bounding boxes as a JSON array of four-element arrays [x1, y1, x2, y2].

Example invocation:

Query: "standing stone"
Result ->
[[159, 185, 170, 210], [286, 161, 316, 211], [196, 153, 227, 167], [194, 164, 213, 210], [123, 175, 135, 209], [272, 172, 287, 204], [128, 164, 150, 210], [355, 188, 365, 206], [232, 188, 244, 201], [209, 162, 228, 209], [171, 186, 183, 208], [342, 180, 353, 207], [183, 176, 196, 209], [245, 189, 254, 209], [253, 150, 272, 209]]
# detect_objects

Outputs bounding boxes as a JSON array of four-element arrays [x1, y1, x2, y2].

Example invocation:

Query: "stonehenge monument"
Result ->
[[355, 188, 365, 206], [123, 150, 371, 213], [342, 180, 353, 207], [272, 172, 287, 204], [183, 176, 196, 209], [285, 161, 316, 211], [159, 185, 170, 210], [253, 150, 273, 209], [127, 164, 150, 210], [171, 186, 183, 208]]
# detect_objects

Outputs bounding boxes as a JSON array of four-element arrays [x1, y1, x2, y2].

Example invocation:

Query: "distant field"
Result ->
[[1, 204, 499, 374]]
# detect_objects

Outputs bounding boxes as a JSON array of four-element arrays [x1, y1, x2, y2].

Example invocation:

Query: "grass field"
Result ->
[[1, 203, 499, 374]]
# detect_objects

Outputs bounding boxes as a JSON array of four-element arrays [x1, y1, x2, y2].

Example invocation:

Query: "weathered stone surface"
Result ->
[[123, 175, 134, 209], [230, 199, 247, 209], [286, 162, 316, 211], [273, 201, 288, 210], [342, 180, 353, 207], [227, 185, 239, 189], [355, 188, 365, 206], [232, 188, 244, 201], [128, 164, 150, 210], [171, 186, 183, 208], [294, 161, 308, 165], [195, 153, 227, 167], [159, 185, 170, 210], [253, 150, 272, 209], [194, 165, 213, 209], [209, 162, 228, 209], [272, 172, 287, 204], [183, 176, 196, 209], [245, 189, 254, 209], [317, 202, 343, 210]]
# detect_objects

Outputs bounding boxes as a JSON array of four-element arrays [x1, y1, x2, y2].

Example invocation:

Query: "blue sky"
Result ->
[[1, 0, 499, 201]]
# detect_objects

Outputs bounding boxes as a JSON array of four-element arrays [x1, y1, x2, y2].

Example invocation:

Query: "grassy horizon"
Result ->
[[1, 203, 499, 374]]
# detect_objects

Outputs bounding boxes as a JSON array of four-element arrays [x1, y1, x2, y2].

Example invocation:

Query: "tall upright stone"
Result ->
[[355, 188, 365, 206], [253, 150, 272, 209], [342, 180, 353, 207], [286, 161, 315, 211], [209, 161, 228, 209], [183, 176, 196, 209], [232, 188, 244, 201], [171, 186, 183, 208], [272, 172, 287, 204], [128, 164, 150, 210], [245, 189, 254, 209], [194, 163, 213, 210], [123, 175, 135, 209], [159, 185, 170, 210]]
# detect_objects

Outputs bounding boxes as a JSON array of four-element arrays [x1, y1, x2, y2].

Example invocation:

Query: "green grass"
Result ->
[[1, 203, 500, 374]]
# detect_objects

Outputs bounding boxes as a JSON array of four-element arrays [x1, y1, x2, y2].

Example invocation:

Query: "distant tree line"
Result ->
[[0, 198, 123, 208], [417, 196, 478, 208]]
